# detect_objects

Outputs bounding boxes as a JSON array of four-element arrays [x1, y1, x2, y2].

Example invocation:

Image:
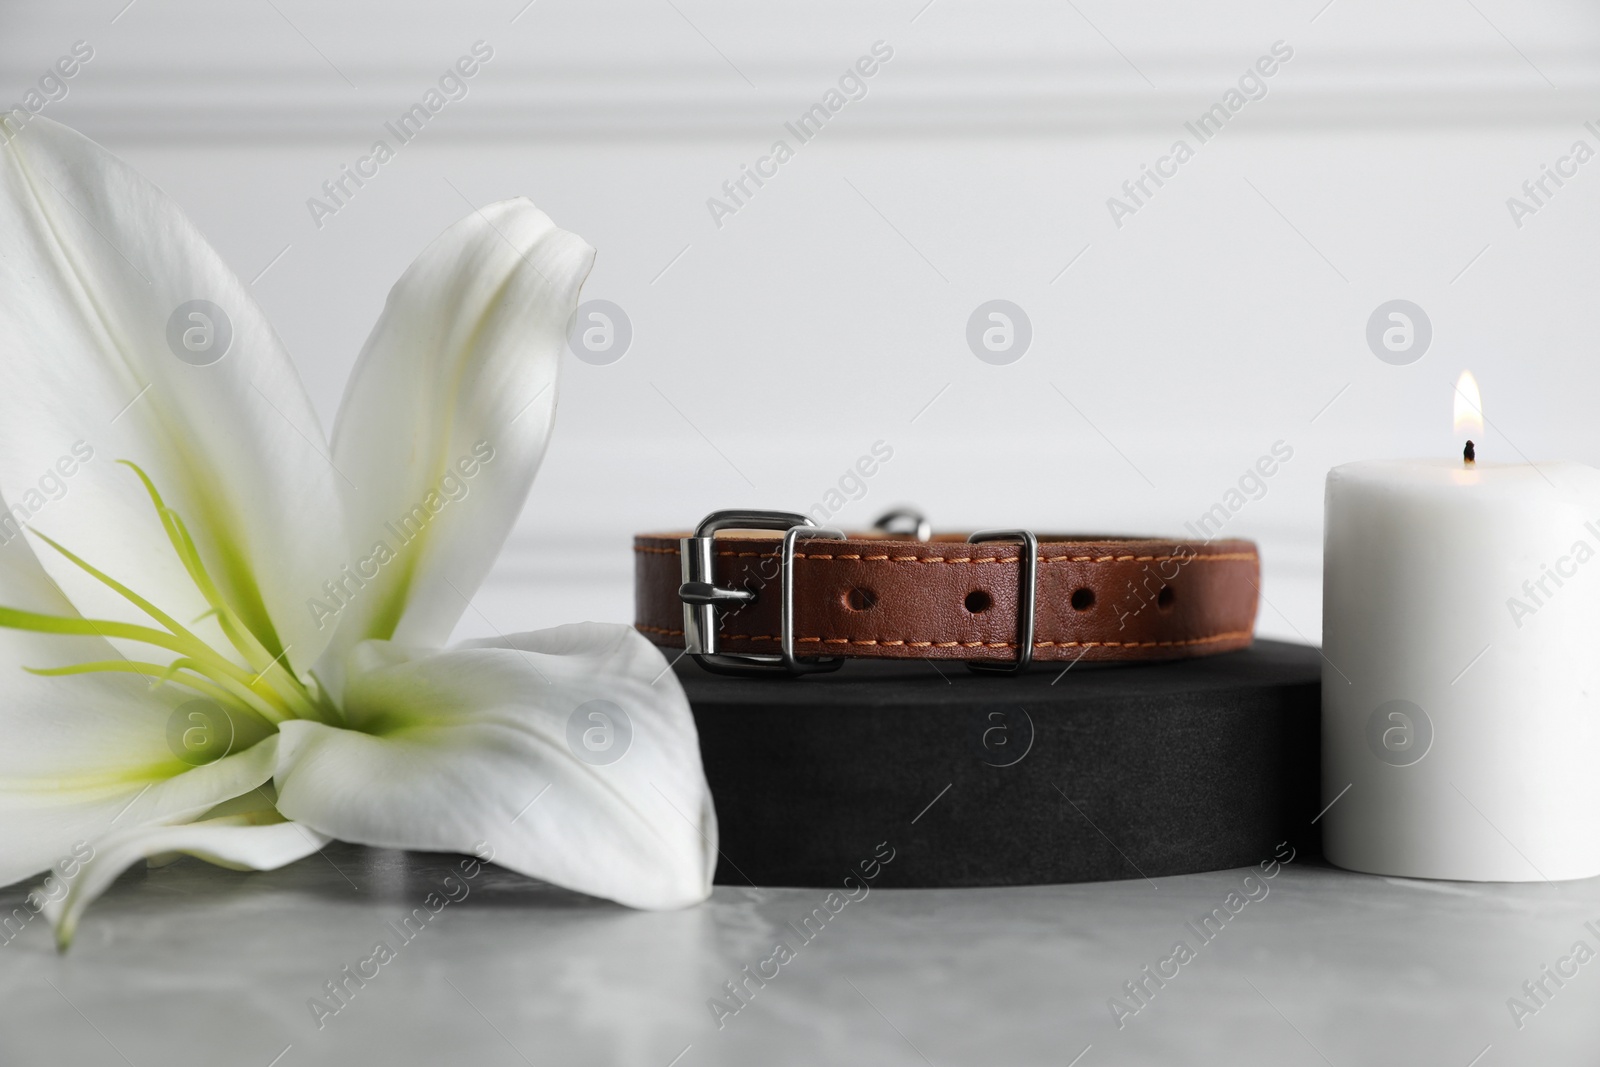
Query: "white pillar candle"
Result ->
[[1322, 447, 1600, 881]]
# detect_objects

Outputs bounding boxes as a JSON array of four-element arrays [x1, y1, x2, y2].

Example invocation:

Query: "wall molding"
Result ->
[[9, 0, 1598, 146], [37, 53, 1600, 143], [11, 0, 1599, 142]]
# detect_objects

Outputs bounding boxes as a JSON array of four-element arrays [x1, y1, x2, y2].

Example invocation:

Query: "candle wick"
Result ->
[[1463, 439, 1476, 466]]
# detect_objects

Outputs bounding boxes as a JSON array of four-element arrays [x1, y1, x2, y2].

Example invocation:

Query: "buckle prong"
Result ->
[[678, 509, 845, 676], [677, 582, 755, 607]]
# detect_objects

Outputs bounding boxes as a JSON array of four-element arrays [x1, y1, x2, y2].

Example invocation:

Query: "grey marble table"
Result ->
[[1, 844, 1596, 1066]]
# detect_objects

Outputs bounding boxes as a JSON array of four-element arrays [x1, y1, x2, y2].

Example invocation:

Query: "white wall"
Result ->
[[5, 0, 1600, 645]]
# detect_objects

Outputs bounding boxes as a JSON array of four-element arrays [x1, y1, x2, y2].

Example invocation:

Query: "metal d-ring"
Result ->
[[873, 507, 932, 542]]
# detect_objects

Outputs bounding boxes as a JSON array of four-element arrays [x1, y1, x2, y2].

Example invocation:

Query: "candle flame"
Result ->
[[1453, 370, 1483, 439]]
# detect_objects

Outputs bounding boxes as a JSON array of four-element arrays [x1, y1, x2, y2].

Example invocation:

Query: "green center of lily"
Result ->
[[0, 461, 339, 749]]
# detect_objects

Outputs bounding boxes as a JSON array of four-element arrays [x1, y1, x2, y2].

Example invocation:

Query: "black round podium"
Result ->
[[673, 639, 1322, 887]]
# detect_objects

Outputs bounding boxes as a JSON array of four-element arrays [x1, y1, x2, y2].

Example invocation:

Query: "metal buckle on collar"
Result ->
[[677, 509, 845, 676], [966, 529, 1038, 674]]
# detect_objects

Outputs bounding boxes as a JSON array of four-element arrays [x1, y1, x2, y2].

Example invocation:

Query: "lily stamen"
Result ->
[[0, 465, 333, 727]]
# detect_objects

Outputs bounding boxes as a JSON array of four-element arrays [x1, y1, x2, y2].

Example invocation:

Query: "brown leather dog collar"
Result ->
[[634, 510, 1259, 675]]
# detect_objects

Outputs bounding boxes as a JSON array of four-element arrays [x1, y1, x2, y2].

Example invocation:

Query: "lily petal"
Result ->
[[0, 731, 280, 892], [0, 116, 344, 671], [0, 509, 280, 888], [40, 809, 331, 949], [276, 623, 714, 909], [319, 199, 593, 684]]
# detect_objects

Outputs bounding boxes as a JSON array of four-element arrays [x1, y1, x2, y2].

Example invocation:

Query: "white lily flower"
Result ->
[[0, 116, 716, 946]]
